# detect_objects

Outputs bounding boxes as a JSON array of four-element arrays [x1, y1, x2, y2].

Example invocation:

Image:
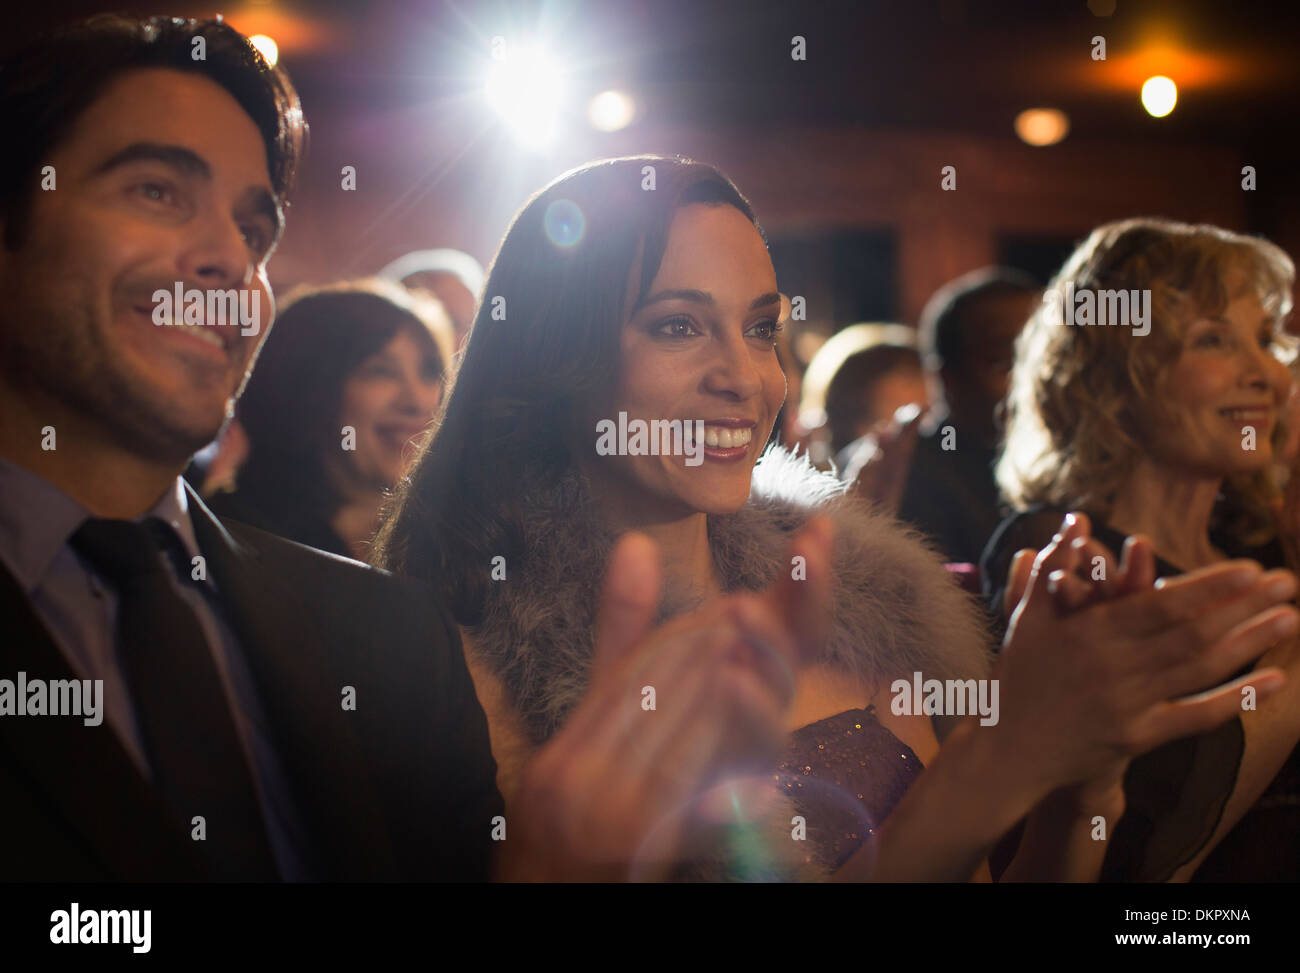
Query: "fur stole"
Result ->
[[469, 446, 994, 880], [471, 446, 994, 744]]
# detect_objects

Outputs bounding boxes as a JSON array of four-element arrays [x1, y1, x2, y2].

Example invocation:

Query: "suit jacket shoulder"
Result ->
[[199, 507, 504, 880], [0, 491, 501, 882]]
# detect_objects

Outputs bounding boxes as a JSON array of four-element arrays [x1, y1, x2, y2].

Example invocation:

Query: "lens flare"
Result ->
[[544, 199, 586, 248], [1014, 108, 1070, 146], [588, 90, 636, 132]]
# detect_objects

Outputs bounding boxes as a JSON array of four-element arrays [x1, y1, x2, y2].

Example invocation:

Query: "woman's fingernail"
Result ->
[[1053, 514, 1075, 544]]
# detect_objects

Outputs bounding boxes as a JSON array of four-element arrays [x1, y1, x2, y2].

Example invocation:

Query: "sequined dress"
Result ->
[[775, 704, 922, 870]]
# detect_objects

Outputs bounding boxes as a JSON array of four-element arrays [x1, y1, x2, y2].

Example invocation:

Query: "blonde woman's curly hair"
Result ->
[[997, 217, 1297, 548]]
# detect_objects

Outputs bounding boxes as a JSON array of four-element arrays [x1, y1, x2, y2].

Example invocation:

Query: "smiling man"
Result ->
[[0, 14, 810, 885], [2, 76, 280, 477], [0, 14, 505, 881]]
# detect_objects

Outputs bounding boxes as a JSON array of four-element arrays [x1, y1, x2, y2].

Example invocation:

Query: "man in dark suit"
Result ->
[[0, 471, 501, 880], [0, 14, 503, 881], [0, 14, 809, 882]]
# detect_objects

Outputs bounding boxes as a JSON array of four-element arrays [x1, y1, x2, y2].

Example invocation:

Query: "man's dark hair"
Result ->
[[917, 267, 1039, 372], [0, 13, 306, 247]]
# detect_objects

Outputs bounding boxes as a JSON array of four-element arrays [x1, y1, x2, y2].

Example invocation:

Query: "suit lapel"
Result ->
[[187, 489, 398, 880], [0, 563, 209, 880]]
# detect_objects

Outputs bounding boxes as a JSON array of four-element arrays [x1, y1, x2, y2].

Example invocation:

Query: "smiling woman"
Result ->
[[372, 156, 996, 877], [367, 157, 1297, 881], [207, 278, 452, 559], [984, 216, 1300, 881]]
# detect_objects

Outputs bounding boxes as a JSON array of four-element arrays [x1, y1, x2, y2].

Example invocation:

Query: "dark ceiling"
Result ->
[[9, 0, 1300, 154]]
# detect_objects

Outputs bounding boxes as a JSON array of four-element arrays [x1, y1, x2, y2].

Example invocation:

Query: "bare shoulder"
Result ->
[[867, 681, 941, 765], [788, 663, 940, 765]]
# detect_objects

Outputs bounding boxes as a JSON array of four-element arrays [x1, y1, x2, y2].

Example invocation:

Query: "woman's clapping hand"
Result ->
[[997, 513, 1294, 801]]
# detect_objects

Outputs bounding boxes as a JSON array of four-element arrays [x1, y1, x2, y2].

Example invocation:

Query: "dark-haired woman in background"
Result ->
[[983, 217, 1300, 881], [208, 278, 452, 559], [373, 158, 1293, 880]]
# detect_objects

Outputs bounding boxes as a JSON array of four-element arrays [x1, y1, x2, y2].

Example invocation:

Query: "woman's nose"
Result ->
[[703, 336, 762, 400], [398, 371, 442, 416]]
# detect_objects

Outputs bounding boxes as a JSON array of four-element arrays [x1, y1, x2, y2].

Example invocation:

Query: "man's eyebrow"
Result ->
[[94, 141, 284, 244], [91, 142, 211, 180], [633, 289, 783, 314]]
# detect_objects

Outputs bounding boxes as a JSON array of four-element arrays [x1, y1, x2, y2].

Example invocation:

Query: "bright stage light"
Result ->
[[248, 34, 279, 67], [588, 90, 635, 132], [1141, 76, 1177, 117], [486, 45, 567, 149], [1014, 108, 1069, 146]]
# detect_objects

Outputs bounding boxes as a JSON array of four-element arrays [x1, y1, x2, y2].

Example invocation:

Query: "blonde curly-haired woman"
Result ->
[[983, 217, 1300, 881]]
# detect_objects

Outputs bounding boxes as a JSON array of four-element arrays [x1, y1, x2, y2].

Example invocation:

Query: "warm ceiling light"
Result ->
[[588, 90, 636, 132], [1141, 75, 1177, 117], [1014, 108, 1070, 146], [248, 34, 279, 67]]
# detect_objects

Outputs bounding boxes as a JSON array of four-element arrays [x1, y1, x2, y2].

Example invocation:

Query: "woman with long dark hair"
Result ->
[[375, 158, 1295, 879], [209, 278, 452, 558]]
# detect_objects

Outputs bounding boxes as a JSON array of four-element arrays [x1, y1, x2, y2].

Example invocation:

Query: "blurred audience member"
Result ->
[[798, 323, 927, 469], [839, 403, 924, 517], [983, 217, 1300, 881], [773, 322, 812, 453], [378, 248, 485, 351], [208, 279, 452, 558], [894, 268, 1039, 563]]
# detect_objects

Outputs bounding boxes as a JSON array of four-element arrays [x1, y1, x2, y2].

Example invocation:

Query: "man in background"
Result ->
[[895, 268, 1039, 565]]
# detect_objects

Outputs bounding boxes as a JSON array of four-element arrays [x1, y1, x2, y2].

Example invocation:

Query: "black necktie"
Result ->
[[71, 517, 279, 880]]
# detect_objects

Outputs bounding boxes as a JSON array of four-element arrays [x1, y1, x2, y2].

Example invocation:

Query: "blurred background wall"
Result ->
[[12, 0, 1299, 348]]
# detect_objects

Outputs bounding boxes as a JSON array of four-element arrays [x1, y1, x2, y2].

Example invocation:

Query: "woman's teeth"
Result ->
[[1221, 408, 1268, 422], [699, 426, 752, 448]]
